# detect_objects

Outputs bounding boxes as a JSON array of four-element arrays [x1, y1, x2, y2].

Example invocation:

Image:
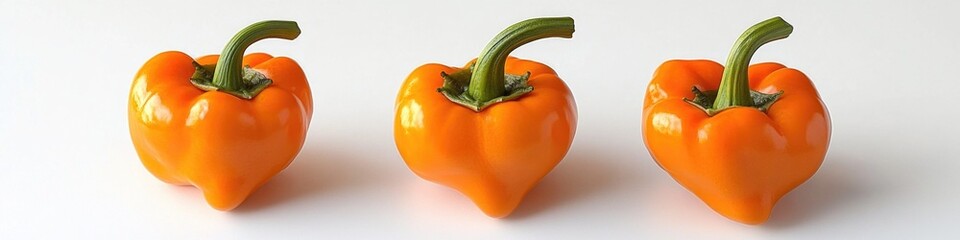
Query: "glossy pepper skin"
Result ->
[[128, 21, 311, 211], [642, 17, 830, 224], [395, 57, 576, 217], [394, 17, 576, 218]]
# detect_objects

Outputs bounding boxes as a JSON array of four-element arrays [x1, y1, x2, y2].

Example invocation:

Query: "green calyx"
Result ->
[[189, 20, 300, 100], [685, 86, 783, 116], [189, 62, 272, 99], [438, 68, 533, 111], [437, 17, 574, 111], [686, 16, 792, 116]]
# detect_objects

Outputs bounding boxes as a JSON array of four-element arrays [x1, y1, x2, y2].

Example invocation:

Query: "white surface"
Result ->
[[2, 0, 959, 238]]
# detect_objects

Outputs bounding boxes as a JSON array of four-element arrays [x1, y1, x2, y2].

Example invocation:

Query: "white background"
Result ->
[[2, 0, 959, 239]]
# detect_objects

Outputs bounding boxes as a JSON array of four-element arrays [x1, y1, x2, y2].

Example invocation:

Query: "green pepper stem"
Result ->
[[467, 17, 574, 103], [713, 17, 793, 110], [211, 20, 300, 91]]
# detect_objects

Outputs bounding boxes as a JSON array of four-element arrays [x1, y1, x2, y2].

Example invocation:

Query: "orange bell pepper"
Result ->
[[128, 21, 312, 211], [642, 17, 831, 224], [394, 17, 576, 218]]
